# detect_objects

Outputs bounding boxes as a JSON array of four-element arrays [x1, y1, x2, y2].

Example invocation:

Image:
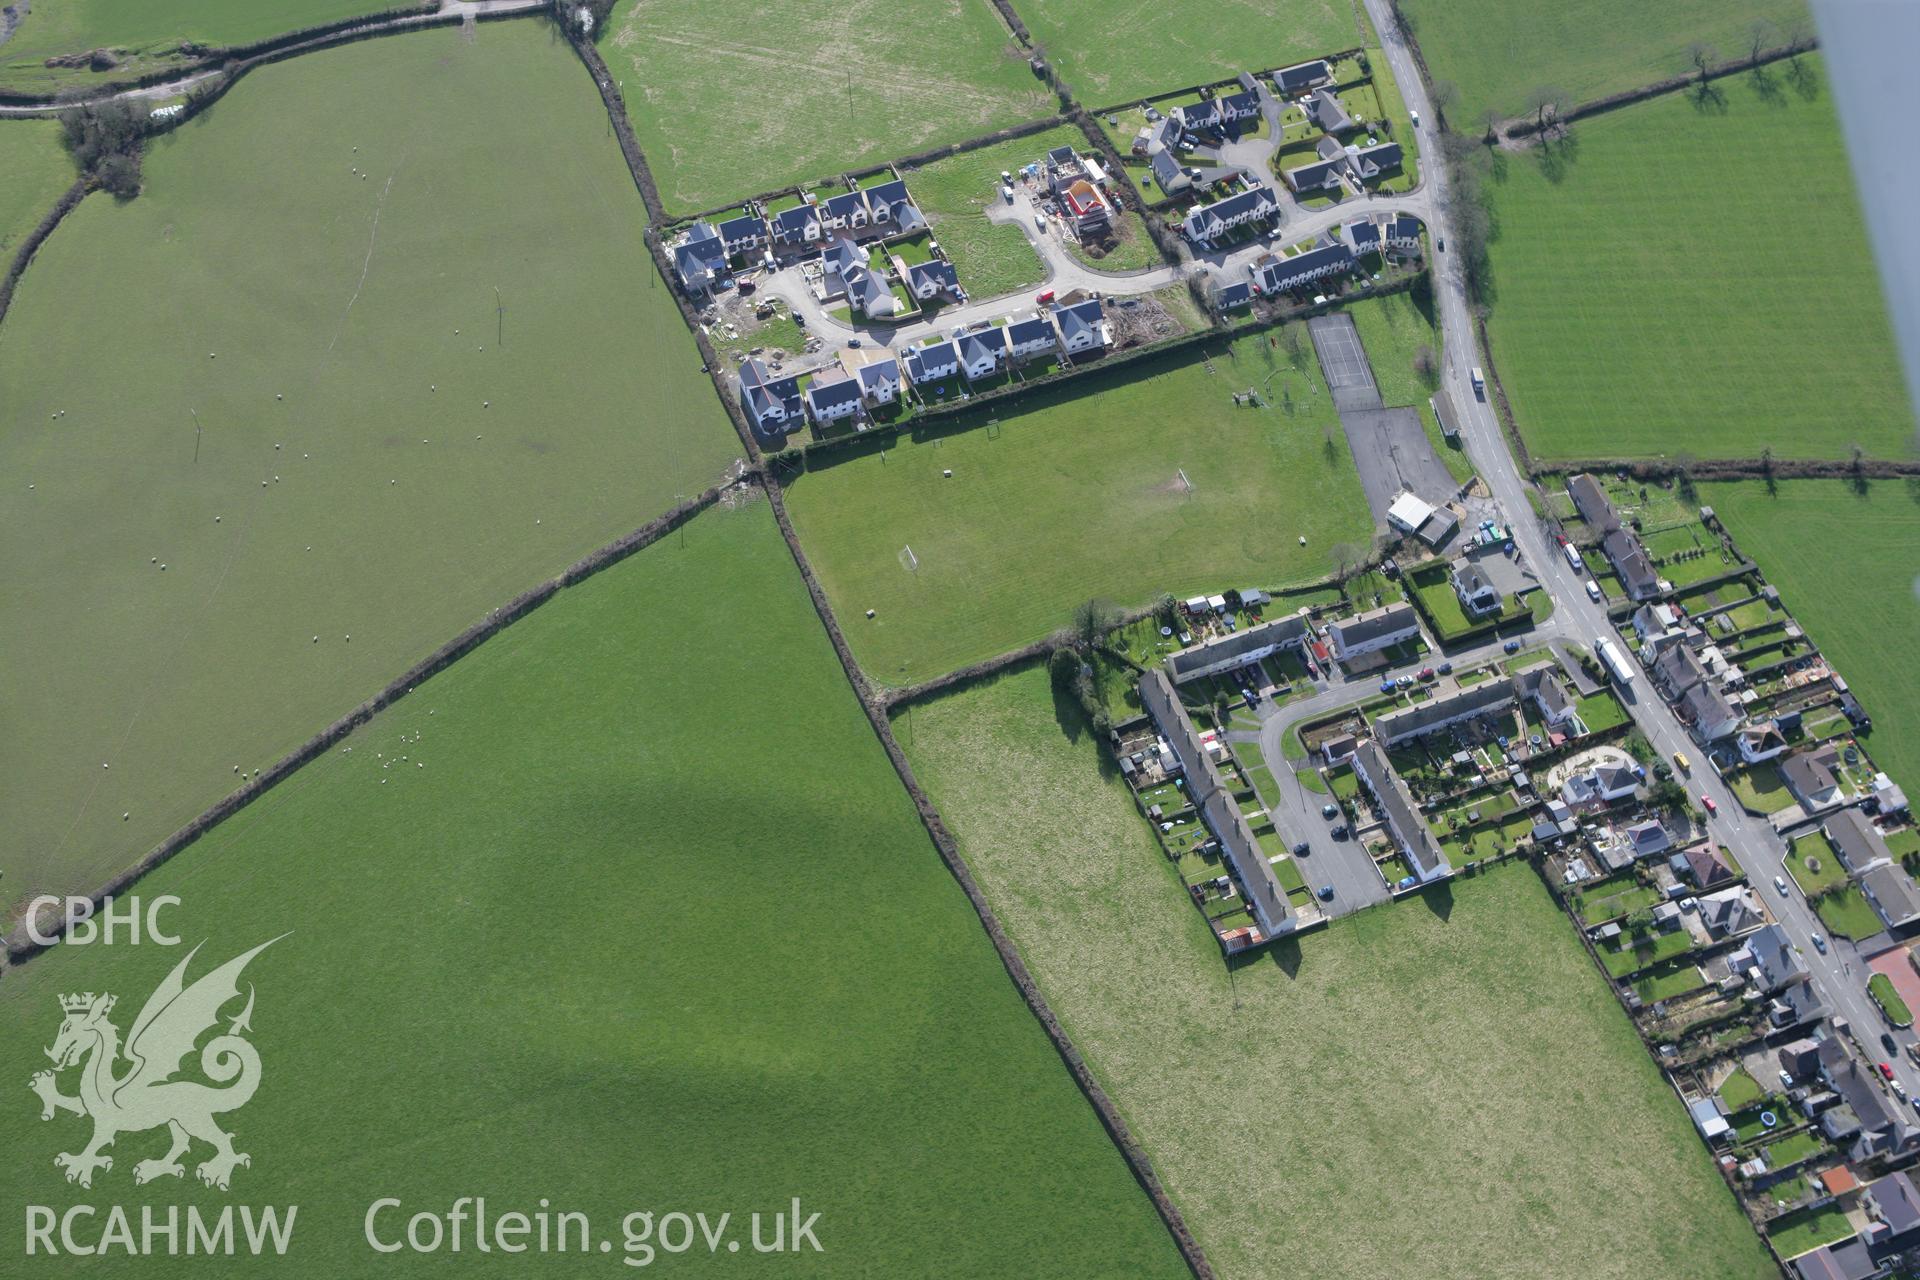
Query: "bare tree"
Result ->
[[1413, 344, 1438, 386], [1071, 597, 1118, 653], [1477, 106, 1502, 144], [1523, 85, 1564, 136], [1685, 41, 1717, 85], [1428, 79, 1458, 126], [1328, 542, 1365, 588], [1746, 17, 1774, 63]]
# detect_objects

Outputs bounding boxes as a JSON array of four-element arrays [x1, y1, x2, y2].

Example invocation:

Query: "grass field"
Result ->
[[1704, 481, 1920, 795], [901, 664, 1777, 1280], [1396, 0, 1811, 127], [0, 120, 74, 261], [784, 323, 1371, 685], [0, 500, 1189, 1278], [0, 24, 742, 912], [1019, 0, 1359, 106], [1484, 57, 1914, 462], [0, 0, 397, 96], [600, 0, 1054, 215]]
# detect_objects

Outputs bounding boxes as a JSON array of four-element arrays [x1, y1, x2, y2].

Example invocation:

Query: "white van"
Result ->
[[1563, 542, 1582, 571], [1470, 367, 1486, 399], [1585, 579, 1603, 602]]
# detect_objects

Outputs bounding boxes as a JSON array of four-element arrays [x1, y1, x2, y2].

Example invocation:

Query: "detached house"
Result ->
[[771, 202, 823, 247], [1450, 561, 1502, 617], [1782, 747, 1845, 814], [1051, 297, 1109, 354], [1272, 59, 1333, 96], [1217, 88, 1261, 124], [1283, 136, 1351, 194], [1515, 665, 1577, 729], [820, 190, 871, 234], [904, 259, 961, 302], [1738, 721, 1789, 764], [848, 351, 903, 406], [1171, 97, 1222, 139], [1304, 87, 1355, 134], [716, 213, 768, 258], [861, 179, 926, 233], [671, 221, 728, 295], [737, 358, 803, 436], [804, 370, 863, 426], [1348, 140, 1402, 182], [904, 338, 960, 386], [956, 326, 1009, 381], [1149, 148, 1191, 195], [1006, 313, 1058, 362]]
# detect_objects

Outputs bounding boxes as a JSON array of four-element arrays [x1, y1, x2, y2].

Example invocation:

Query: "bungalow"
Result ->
[[1051, 297, 1109, 354], [848, 351, 903, 406], [1163, 613, 1309, 684], [1738, 721, 1789, 764], [1272, 58, 1333, 96], [1182, 185, 1280, 244], [1352, 741, 1452, 882], [1681, 844, 1736, 889], [1782, 747, 1845, 814], [770, 202, 823, 247], [1602, 526, 1662, 600], [671, 221, 728, 294], [1325, 601, 1420, 664], [1348, 140, 1402, 182], [1251, 241, 1355, 294], [955, 326, 1009, 381], [1384, 214, 1423, 252], [1141, 670, 1295, 941], [1450, 561, 1502, 617], [1566, 473, 1620, 533], [1561, 762, 1639, 807], [1211, 279, 1253, 312], [904, 258, 962, 302], [1217, 88, 1261, 125], [1374, 679, 1517, 747], [803, 370, 863, 426], [1006, 313, 1058, 362], [1827, 808, 1892, 873], [862, 178, 926, 233], [715, 214, 768, 261], [1677, 680, 1742, 742], [1132, 115, 1179, 157], [1700, 885, 1764, 939], [820, 189, 871, 233], [1515, 665, 1577, 728], [1860, 863, 1920, 932], [1621, 818, 1673, 860], [1304, 87, 1355, 134], [1283, 136, 1351, 194], [903, 338, 960, 386], [737, 358, 803, 435]]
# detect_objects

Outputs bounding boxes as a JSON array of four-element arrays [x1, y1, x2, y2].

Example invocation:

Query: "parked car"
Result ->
[[1774, 875, 1790, 896], [1322, 803, 1339, 819], [1503, 640, 1521, 654], [1883, 1032, 1899, 1054], [1035, 289, 1055, 304], [1379, 680, 1397, 694], [1317, 884, 1335, 901], [1418, 667, 1436, 681], [1396, 675, 1414, 689], [847, 338, 862, 347], [1778, 1069, 1794, 1089], [1882, 1061, 1899, 1081], [1701, 794, 1717, 815], [1437, 662, 1453, 675], [1812, 934, 1828, 954], [1895, 1079, 1908, 1101], [1909, 1094, 1920, 1117], [1585, 580, 1604, 603], [1292, 841, 1311, 856], [1330, 823, 1349, 839]]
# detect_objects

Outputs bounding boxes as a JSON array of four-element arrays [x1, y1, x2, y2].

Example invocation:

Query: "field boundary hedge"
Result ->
[[0, 2, 441, 107], [1536, 457, 1920, 481], [1504, 39, 1822, 141], [3, 483, 731, 963], [0, 177, 88, 330], [755, 481, 1215, 1280]]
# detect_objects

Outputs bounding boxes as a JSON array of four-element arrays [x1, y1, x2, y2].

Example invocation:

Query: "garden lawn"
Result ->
[[1815, 886, 1883, 941], [0, 501, 1188, 1279], [1395, 0, 1810, 127], [1703, 481, 1920, 797], [902, 662, 1777, 1280], [600, 0, 1053, 215], [784, 326, 1371, 685], [0, 0, 399, 95], [0, 120, 75, 261], [1484, 57, 1913, 462], [1871, 973, 1913, 1027], [1018, 0, 1358, 106], [1768, 1204, 1855, 1259], [0, 24, 742, 912]]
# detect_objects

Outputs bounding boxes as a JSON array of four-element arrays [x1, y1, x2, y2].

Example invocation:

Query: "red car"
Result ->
[[1701, 794, 1718, 815], [1880, 1062, 1896, 1081], [1035, 289, 1056, 305], [1418, 667, 1436, 681]]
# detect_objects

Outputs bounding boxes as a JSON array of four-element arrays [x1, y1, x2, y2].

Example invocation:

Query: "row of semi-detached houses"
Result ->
[[737, 297, 1111, 436], [673, 178, 929, 294]]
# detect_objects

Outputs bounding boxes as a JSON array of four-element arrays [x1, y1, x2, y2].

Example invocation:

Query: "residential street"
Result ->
[[1357, 0, 1920, 1102]]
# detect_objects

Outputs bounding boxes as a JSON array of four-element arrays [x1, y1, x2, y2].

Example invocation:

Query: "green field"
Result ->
[[0, 120, 75, 260], [1019, 0, 1358, 105], [1705, 481, 1920, 794], [902, 664, 1776, 1280], [0, 0, 398, 96], [784, 324, 1371, 685], [1396, 0, 1811, 127], [0, 24, 741, 911], [1484, 58, 1914, 462], [600, 0, 1053, 215], [0, 501, 1188, 1278]]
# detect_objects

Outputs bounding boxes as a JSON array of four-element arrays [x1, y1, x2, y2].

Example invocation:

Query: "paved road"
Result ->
[[0, 0, 544, 116], [1357, 0, 1920, 1102]]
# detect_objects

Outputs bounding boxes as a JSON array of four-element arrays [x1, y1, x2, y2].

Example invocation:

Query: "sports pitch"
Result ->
[[599, 0, 1055, 216], [1484, 56, 1914, 462], [1396, 0, 1810, 128], [0, 500, 1189, 1277], [1017, 0, 1359, 106], [0, 23, 741, 910], [1704, 479, 1920, 797], [902, 664, 1779, 1280], [783, 324, 1373, 686], [0, 0, 395, 95]]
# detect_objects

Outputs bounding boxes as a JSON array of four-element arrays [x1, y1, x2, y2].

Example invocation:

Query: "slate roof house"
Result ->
[[1182, 186, 1280, 245], [1051, 297, 1109, 354], [1818, 1036, 1920, 1163], [1283, 136, 1352, 193], [803, 370, 863, 426], [861, 179, 926, 233], [717, 213, 768, 258], [1149, 148, 1191, 195], [1861, 862, 1920, 931], [1164, 614, 1310, 684], [1251, 241, 1355, 294], [1677, 680, 1742, 742], [904, 258, 961, 302], [1211, 278, 1253, 312], [672, 221, 728, 294], [1566, 473, 1620, 533], [956, 326, 1009, 381], [1344, 218, 1383, 256], [1218, 88, 1260, 122], [1374, 679, 1517, 747], [737, 358, 803, 435], [1739, 923, 1810, 993], [1171, 97, 1222, 139], [1325, 601, 1419, 663], [771, 203, 823, 247], [1006, 313, 1058, 362], [1515, 665, 1577, 728], [903, 338, 960, 386], [1699, 886, 1763, 938], [1652, 643, 1711, 699], [1783, 747, 1845, 814], [1352, 741, 1452, 883], [849, 351, 903, 406], [1602, 526, 1662, 600], [1272, 59, 1333, 95], [1826, 808, 1891, 873], [1132, 115, 1180, 157], [1305, 87, 1355, 134], [1450, 561, 1502, 617], [820, 189, 871, 232], [1347, 140, 1402, 181]]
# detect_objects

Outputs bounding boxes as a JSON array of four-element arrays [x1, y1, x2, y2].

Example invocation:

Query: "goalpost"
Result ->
[[1176, 467, 1193, 497], [899, 544, 919, 574]]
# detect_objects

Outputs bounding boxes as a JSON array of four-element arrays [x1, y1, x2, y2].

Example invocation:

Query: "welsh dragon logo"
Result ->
[[29, 937, 284, 1191]]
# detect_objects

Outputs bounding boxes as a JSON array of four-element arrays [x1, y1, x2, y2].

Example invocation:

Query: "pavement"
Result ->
[[1356, 0, 1920, 1103]]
